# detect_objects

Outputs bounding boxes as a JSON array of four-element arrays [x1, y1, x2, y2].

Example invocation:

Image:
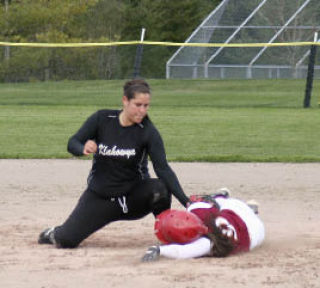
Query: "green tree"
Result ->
[[0, 0, 123, 81], [0, 0, 222, 81]]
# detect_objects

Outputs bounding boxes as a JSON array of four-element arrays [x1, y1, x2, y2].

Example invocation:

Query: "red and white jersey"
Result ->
[[187, 197, 265, 253]]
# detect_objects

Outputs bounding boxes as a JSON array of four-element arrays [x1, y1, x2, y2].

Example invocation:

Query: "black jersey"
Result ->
[[67, 109, 189, 206]]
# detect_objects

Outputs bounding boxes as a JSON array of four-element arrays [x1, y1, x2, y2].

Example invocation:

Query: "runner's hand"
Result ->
[[141, 246, 160, 262]]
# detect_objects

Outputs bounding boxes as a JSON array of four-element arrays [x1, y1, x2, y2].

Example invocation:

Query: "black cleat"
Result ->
[[38, 227, 56, 245]]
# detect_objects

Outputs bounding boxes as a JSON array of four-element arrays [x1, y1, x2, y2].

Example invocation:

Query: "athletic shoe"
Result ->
[[141, 245, 160, 262], [38, 227, 56, 245], [215, 187, 231, 198], [246, 200, 259, 214]]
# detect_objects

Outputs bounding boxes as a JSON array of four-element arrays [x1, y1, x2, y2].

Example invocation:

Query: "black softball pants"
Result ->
[[54, 178, 171, 248]]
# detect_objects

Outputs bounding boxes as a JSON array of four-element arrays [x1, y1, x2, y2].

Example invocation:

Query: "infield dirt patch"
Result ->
[[1, 160, 319, 288]]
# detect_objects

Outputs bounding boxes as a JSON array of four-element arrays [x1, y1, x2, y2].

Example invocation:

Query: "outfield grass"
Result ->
[[0, 79, 319, 161]]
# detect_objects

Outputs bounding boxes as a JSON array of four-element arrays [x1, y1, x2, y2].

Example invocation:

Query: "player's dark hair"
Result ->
[[207, 222, 235, 257], [123, 79, 151, 100]]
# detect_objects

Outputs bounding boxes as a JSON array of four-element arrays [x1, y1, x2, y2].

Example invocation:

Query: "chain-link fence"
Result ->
[[167, 0, 320, 79]]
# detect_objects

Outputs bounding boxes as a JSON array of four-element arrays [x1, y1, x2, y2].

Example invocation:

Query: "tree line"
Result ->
[[0, 0, 220, 82]]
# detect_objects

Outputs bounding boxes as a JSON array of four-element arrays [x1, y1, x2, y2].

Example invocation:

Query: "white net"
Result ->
[[166, 0, 320, 79]]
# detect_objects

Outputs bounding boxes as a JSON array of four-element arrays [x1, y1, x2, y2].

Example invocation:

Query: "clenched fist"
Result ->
[[83, 140, 97, 155]]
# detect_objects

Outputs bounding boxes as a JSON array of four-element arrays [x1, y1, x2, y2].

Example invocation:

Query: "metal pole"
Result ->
[[4, 0, 10, 60], [304, 32, 318, 108], [133, 28, 146, 79]]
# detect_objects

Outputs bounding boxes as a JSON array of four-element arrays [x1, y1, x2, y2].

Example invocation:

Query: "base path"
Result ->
[[1, 160, 319, 288]]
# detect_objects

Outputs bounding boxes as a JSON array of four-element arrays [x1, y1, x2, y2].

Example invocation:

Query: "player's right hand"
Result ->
[[83, 140, 97, 155]]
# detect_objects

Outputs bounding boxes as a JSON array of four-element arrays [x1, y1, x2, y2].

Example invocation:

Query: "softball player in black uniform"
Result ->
[[38, 79, 190, 248]]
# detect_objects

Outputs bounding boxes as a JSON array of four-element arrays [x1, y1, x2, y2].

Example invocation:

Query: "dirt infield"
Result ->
[[1, 160, 319, 288]]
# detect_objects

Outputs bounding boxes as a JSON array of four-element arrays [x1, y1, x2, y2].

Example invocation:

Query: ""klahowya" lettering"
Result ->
[[98, 144, 136, 159]]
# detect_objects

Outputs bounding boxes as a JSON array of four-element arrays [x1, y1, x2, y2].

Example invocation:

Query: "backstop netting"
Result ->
[[166, 0, 320, 79]]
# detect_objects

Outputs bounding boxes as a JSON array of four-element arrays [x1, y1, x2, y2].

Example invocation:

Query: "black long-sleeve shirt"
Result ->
[[68, 109, 189, 207]]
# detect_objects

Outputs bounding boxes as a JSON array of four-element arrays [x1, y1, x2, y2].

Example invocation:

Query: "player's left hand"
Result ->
[[141, 246, 160, 262]]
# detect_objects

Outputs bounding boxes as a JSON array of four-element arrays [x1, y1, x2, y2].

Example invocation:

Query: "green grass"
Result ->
[[0, 79, 319, 161]]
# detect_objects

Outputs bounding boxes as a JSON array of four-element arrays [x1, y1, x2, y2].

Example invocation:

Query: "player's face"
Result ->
[[122, 92, 150, 125]]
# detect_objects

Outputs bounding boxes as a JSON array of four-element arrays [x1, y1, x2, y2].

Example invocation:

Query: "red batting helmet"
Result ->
[[154, 209, 209, 244]]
